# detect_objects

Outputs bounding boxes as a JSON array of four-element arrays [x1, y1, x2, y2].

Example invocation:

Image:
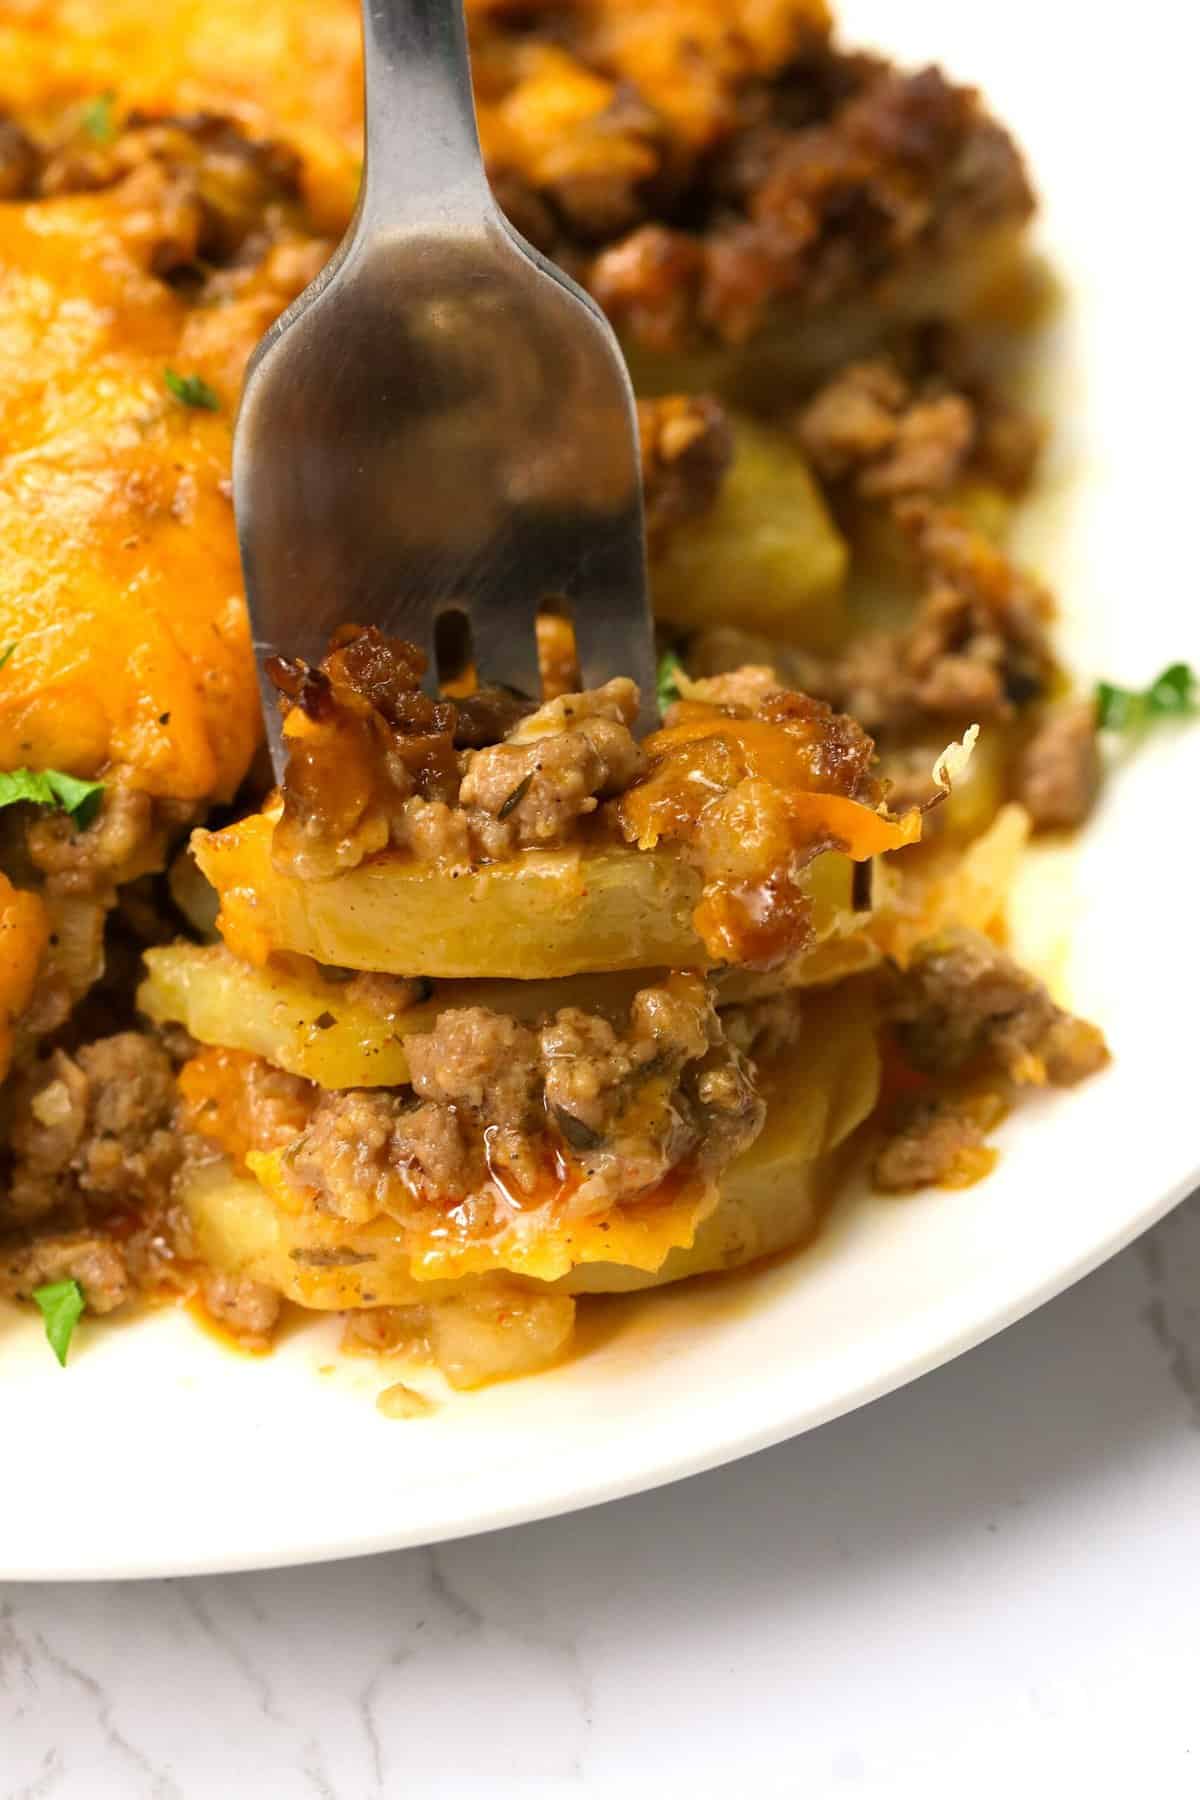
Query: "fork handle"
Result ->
[[360, 0, 495, 228]]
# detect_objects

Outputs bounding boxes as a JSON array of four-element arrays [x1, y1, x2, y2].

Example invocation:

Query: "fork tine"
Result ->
[[468, 587, 543, 702], [567, 525, 657, 733]]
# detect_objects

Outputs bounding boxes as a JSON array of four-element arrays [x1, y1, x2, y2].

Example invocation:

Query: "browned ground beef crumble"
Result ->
[[871, 930, 1108, 1190], [886, 928, 1109, 1086], [1012, 701, 1101, 831], [274, 973, 765, 1230], [0, 107, 319, 287], [0, 1032, 187, 1313], [578, 60, 1033, 353], [688, 488, 1067, 757], [872, 1093, 995, 1193], [796, 339, 1043, 502], [638, 394, 735, 551]]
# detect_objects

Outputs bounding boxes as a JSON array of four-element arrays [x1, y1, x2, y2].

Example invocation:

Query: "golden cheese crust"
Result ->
[[0, 0, 1030, 805]]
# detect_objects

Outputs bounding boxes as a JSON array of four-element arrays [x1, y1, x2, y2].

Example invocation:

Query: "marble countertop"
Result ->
[[4, 1191, 1199, 1798]]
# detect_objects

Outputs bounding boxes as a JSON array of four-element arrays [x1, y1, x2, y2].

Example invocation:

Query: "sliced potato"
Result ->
[[650, 415, 848, 650], [140, 946, 687, 1088], [139, 945, 424, 1088], [142, 878, 880, 1091], [180, 984, 880, 1302], [194, 811, 867, 981], [195, 813, 706, 977]]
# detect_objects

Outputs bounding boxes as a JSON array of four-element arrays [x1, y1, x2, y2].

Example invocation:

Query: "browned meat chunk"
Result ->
[[1013, 702, 1100, 830], [797, 358, 974, 499], [201, 1272, 282, 1347], [282, 976, 765, 1231], [459, 680, 644, 847], [269, 628, 649, 875], [24, 770, 185, 901], [4, 1033, 182, 1229], [638, 395, 734, 553], [36, 112, 304, 273], [805, 501, 1054, 736], [590, 61, 1032, 352], [888, 928, 1109, 1085], [872, 1095, 995, 1193], [796, 341, 1042, 502], [0, 1229, 131, 1313]]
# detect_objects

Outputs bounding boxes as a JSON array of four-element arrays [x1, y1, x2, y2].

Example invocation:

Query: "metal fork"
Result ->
[[234, 0, 655, 778]]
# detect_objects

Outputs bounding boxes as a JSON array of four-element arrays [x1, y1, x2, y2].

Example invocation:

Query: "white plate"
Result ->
[[3, 0, 1197, 1580]]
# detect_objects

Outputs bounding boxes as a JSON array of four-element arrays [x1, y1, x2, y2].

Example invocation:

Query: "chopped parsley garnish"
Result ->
[[0, 767, 104, 828], [656, 648, 684, 714], [1095, 662, 1198, 732], [164, 368, 221, 412], [32, 1279, 86, 1367], [0, 642, 15, 672], [81, 90, 118, 145]]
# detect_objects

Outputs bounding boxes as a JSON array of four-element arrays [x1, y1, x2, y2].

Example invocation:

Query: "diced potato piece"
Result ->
[[650, 414, 848, 649], [422, 1288, 576, 1390], [179, 984, 880, 1303], [194, 811, 865, 981]]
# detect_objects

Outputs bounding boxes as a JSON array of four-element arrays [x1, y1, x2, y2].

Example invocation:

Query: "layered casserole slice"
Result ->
[[1, 0, 1109, 1384]]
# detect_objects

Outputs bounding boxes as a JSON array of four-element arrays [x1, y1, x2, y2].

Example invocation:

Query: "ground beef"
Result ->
[[281, 975, 765, 1233], [283, 1086, 474, 1228], [268, 630, 648, 875], [458, 679, 643, 847], [888, 928, 1109, 1086], [178, 1046, 314, 1173], [407, 1008, 538, 1123], [688, 487, 1057, 745], [797, 357, 975, 499], [778, 500, 1055, 738], [588, 58, 1032, 352], [0, 1230, 130, 1314], [24, 770, 190, 902], [872, 1094, 996, 1193], [31, 110, 305, 280], [671, 666, 782, 715], [3, 1032, 182, 1229], [340, 972, 432, 1021], [1013, 702, 1100, 830], [796, 344, 1042, 503], [638, 395, 734, 553], [201, 1272, 282, 1347]]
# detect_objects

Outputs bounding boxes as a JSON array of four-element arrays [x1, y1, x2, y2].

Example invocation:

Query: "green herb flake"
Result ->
[[81, 90, 117, 145], [164, 368, 221, 412], [32, 1279, 86, 1367], [0, 767, 105, 828], [497, 772, 534, 820], [656, 648, 684, 714], [1095, 662, 1198, 733], [0, 643, 15, 672]]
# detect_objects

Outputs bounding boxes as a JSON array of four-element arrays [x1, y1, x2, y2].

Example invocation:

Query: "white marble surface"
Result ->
[[4, 1193, 1200, 1798]]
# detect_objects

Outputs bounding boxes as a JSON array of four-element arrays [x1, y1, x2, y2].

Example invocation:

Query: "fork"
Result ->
[[234, 0, 656, 778]]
